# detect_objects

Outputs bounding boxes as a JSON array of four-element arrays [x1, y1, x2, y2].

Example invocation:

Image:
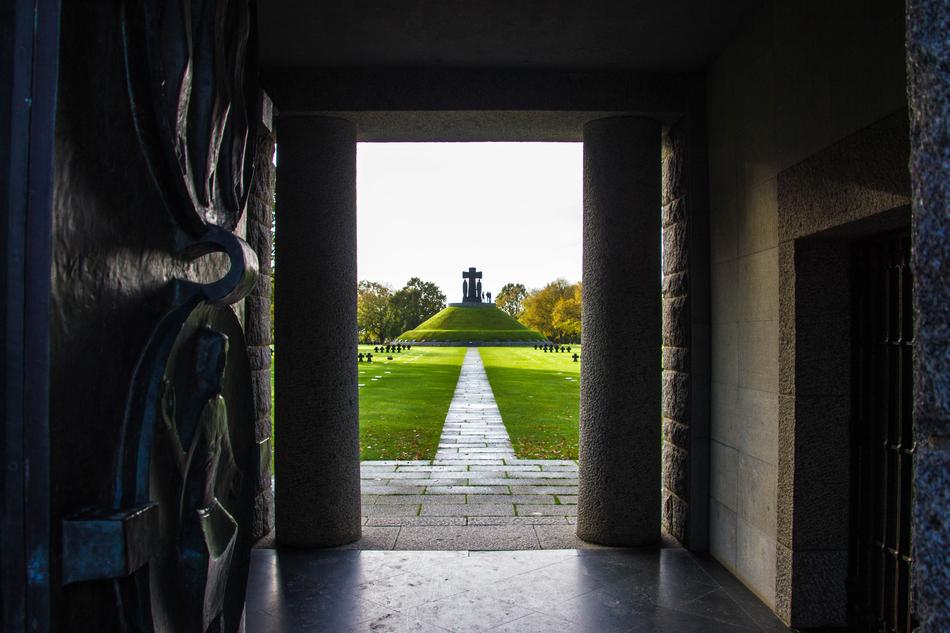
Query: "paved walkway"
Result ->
[[358, 348, 581, 550], [435, 348, 515, 461]]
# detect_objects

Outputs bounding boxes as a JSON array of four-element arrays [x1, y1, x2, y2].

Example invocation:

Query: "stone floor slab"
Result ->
[[246, 549, 792, 633], [393, 526, 541, 550], [420, 504, 515, 517]]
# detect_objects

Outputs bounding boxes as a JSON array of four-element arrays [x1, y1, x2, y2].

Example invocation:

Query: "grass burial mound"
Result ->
[[399, 305, 546, 343]]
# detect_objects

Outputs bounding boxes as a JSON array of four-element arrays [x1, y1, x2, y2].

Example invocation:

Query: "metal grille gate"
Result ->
[[849, 231, 916, 633]]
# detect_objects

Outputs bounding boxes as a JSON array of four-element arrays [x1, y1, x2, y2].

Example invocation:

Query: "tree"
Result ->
[[521, 278, 580, 342], [389, 277, 446, 334], [551, 282, 582, 341], [357, 281, 394, 343], [495, 282, 528, 318]]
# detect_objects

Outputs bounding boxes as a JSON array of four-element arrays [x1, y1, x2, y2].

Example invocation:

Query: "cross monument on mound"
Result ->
[[462, 267, 482, 303]]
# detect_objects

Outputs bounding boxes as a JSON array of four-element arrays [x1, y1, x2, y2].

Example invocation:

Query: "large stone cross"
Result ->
[[462, 267, 482, 302]]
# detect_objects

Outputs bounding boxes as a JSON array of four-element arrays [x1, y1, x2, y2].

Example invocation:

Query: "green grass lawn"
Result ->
[[399, 306, 545, 342], [478, 346, 580, 460], [356, 345, 465, 460]]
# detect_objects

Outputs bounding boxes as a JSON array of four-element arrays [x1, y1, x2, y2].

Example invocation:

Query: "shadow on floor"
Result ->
[[245, 546, 792, 632]]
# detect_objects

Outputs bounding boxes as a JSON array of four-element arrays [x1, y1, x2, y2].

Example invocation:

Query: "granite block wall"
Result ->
[[660, 116, 711, 548], [246, 96, 276, 541]]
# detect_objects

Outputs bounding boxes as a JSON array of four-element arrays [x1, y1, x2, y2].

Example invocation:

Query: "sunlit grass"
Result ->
[[479, 346, 580, 459], [356, 345, 465, 460]]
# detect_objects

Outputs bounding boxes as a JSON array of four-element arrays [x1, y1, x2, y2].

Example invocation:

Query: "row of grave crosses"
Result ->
[[535, 343, 572, 353], [359, 343, 412, 363], [534, 343, 580, 362], [374, 344, 410, 354]]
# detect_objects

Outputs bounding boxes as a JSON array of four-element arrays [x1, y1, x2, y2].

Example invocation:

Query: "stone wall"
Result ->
[[246, 96, 276, 541], [660, 121, 691, 544], [774, 113, 911, 627], [661, 101, 711, 551], [705, 0, 907, 610]]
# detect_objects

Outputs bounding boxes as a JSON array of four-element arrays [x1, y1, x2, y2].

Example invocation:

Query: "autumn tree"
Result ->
[[551, 282, 582, 342], [495, 282, 528, 318], [521, 278, 575, 341], [357, 281, 394, 343], [389, 277, 446, 333]]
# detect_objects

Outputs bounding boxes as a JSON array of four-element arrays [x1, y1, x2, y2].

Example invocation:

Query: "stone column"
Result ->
[[578, 116, 661, 546], [274, 116, 360, 547], [907, 3, 950, 632]]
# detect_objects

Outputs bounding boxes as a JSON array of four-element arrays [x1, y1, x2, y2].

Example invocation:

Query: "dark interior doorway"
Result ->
[[849, 230, 916, 633]]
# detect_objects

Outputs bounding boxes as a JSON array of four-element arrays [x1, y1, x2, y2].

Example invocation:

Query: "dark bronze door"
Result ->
[[849, 231, 916, 633]]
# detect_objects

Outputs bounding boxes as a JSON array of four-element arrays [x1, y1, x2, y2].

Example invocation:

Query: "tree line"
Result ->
[[495, 279, 581, 343], [356, 277, 582, 343], [358, 278, 446, 343]]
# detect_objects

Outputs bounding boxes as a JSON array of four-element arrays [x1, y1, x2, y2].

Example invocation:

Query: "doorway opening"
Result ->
[[849, 230, 916, 633], [351, 142, 586, 550]]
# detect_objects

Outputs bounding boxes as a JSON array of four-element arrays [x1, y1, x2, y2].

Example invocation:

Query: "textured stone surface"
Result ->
[[662, 197, 688, 226], [662, 370, 690, 421], [662, 493, 688, 541], [274, 116, 361, 546], [662, 418, 689, 449], [659, 119, 702, 548], [661, 271, 689, 298], [662, 222, 689, 274], [662, 297, 689, 348], [578, 116, 661, 546], [775, 546, 848, 628], [662, 444, 689, 500], [907, 3, 950, 630], [246, 127, 276, 541], [662, 346, 689, 372], [776, 112, 911, 242]]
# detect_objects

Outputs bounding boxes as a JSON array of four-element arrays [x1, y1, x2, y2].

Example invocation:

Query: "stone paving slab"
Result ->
[[361, 504, 420, 516], [425, 485, 511, 495], [470, 478, 578, 486], [366, 516, 466, 527], [467, 516, 570, 526], [509, 485, 577, 495], [421, 504, 515, 517], [516, 504, 578, 516], [393, 526, 541, 550], [372, 495, 466, 505]]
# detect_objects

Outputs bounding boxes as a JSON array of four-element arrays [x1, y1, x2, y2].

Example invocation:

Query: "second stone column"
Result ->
[[578, 116, 661, 546], [274, 116, 361, 547]]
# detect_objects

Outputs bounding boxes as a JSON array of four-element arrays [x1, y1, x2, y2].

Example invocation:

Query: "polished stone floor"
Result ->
[[245, 548, 792, 632]]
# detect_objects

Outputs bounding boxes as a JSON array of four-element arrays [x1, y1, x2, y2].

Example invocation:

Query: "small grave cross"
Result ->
[[573, 353, 579, 362], [358, 352, 365, 362], [366, 353, 373, 362]]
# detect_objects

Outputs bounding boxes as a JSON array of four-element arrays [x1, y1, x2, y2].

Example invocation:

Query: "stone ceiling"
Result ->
[[258, 1, 762, 72]]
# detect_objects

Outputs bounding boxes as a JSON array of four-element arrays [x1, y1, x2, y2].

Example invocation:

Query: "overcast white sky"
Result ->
[[356, 142, 582, 301]]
